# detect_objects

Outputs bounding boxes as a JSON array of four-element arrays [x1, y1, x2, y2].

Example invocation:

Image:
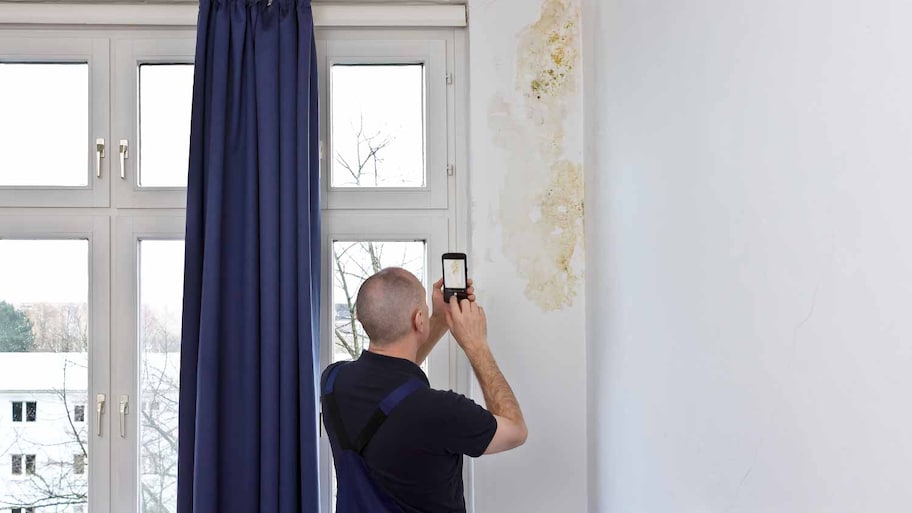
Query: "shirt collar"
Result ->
[[359, 350, 428, 383]]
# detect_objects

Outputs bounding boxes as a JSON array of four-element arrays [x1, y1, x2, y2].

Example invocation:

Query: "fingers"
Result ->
[[433, 277, 444, 289], [449, 294, 462, 314]]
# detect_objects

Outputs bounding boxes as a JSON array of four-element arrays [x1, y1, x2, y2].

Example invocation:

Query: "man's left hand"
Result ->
[[431, 277, 475, 319]]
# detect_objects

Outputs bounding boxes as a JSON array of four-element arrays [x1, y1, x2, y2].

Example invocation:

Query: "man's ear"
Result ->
[[413, 308, 425, 332]]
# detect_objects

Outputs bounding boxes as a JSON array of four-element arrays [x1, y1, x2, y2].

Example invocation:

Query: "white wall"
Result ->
[[467, 0, 587, 511], [587, 0, 912, 511]]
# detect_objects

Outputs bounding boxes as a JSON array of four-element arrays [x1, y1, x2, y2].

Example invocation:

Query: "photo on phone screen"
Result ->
[[444, 258, 467, 289], [442, 253, 468, 301]]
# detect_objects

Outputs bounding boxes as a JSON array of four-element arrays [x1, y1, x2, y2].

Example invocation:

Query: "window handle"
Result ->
[[96, 394, 106, 437], [95, 138, 105, 178], [119, 395, 129, 438], [119, 139, 129, 180]]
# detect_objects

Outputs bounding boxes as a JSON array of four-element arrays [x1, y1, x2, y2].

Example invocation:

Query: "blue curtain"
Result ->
[[178, 0, 320, 511]]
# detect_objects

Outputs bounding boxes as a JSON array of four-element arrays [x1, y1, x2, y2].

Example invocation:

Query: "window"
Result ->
[[317, 29, 465, 512], [321, 36, 450, 210], [2, 13, 467, 513], [74, 454, 86, 475], [0, 25, 192, 513]]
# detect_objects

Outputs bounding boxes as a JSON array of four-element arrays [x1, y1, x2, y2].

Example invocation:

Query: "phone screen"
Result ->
[[443, 258, 467, 289]]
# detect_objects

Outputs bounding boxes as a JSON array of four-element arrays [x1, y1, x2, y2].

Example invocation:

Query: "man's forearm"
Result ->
[[465, 344, 524, 425], [417, 315, 449, 365]]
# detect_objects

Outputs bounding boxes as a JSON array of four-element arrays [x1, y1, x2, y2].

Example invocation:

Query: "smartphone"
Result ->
[[442, 252, 469, 302]]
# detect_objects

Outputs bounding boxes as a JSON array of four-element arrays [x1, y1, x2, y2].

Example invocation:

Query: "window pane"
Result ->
[[0, 63, 89, 186], [331, 65, 426, 188], [331, 241, 426, 363], [139, 64, 193, 188], [12, 402, 22, 422], [0, 240, 88, 511], [138, 240, 184, 513], [74, 404, 85, 423]]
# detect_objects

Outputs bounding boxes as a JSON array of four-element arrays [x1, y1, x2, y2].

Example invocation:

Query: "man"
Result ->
[[321, 267, 527, 513]]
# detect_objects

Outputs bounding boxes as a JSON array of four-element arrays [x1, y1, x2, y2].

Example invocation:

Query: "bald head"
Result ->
[[356, 268, 426, 345]]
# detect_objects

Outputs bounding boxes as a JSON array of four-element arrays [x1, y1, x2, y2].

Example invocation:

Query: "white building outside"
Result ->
[[0, 352, 179, 513]]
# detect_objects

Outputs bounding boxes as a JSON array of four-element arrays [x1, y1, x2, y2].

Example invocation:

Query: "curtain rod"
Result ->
[[0, 3, 467, 27]]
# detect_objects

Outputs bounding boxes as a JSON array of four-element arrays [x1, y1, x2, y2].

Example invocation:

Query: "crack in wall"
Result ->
[[490, 0, 584, 311]]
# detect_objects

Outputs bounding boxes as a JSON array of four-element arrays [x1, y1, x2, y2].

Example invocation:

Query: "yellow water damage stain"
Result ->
[[520, 2, 579, 102], [524, 160, 584, 310], [491, 0, 584, 311]]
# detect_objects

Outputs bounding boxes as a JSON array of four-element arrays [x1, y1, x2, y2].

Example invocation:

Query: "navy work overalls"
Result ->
[[321, 361, 428, 513]]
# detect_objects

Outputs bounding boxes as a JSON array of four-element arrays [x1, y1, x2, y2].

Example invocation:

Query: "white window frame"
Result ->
[[321, 211, 452, 387], [0, 213, 112, 513], [112, 213, 185, 513], [0, 34, 110, 207], [112, 34, 195, 209], [320, 32, 451, 209]]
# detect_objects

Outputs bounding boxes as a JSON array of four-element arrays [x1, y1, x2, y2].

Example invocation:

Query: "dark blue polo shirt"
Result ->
[[324, 350, 496, 513]]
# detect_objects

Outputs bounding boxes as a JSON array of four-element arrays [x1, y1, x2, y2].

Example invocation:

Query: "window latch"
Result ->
[[119, 395, 129, 438], [119, 140, 129, 180], [96, 394, 106, 437], [95, 138, 105, 178]]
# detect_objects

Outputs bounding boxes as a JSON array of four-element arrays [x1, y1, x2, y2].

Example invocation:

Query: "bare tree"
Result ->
[[332, 240, 421, 361], [22, 303, 88, 353], [334, 113, 395, 188], [139, 351, 179, 513]]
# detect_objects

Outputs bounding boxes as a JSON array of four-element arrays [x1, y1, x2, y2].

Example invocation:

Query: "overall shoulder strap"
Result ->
[[322, 361, 348, 396], [322, 361, 352, 450], [352, 378, 427, 454]]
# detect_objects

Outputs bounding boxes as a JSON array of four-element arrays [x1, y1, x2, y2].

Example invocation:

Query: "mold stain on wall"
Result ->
[[489, 0, 584, 311]]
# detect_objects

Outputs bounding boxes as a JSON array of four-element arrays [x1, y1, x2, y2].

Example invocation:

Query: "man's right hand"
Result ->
[[446, 296, 488, 354]]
